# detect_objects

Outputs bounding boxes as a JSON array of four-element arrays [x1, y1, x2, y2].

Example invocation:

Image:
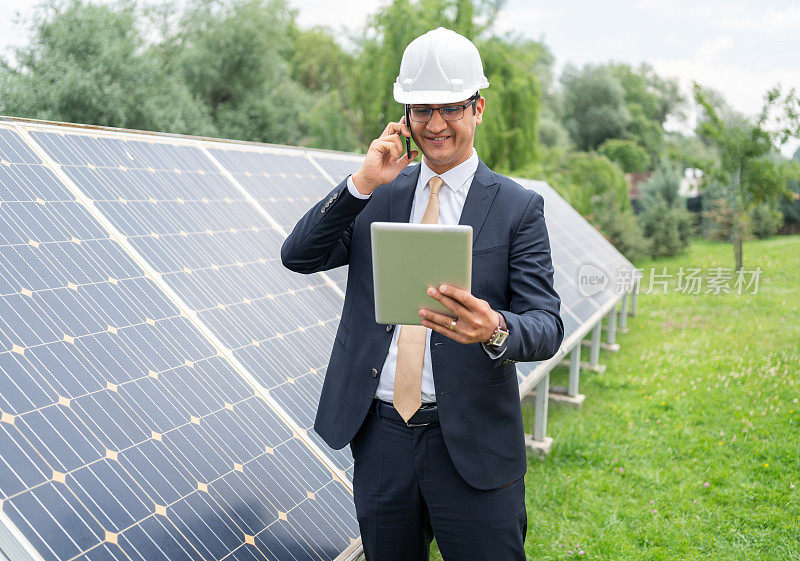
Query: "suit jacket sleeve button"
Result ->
[[371, 368, 378, 377]]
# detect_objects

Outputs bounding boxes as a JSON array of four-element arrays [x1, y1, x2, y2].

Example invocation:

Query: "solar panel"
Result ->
[[305, 155, 364, 191], [513, 178, 635, 384], [206, 147, 351, 295], [0, 125, 358, 561], [1, 116, 639, 561], [300, 154, 364, 296], [28, 131, 355, 481]]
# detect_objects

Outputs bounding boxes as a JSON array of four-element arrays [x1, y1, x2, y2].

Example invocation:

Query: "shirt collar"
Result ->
[[418, 148, 479, 193]]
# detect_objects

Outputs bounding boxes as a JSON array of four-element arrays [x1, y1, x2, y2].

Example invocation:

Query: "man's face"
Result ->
[[408, 96, 485, 174]]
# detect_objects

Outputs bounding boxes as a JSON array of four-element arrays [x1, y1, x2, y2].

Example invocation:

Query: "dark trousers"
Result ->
[[350, 403, 527, 561]]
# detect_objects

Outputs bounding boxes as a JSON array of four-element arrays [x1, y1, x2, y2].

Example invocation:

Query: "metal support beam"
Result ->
[[618, 289, 630, 333], [568, 344, 581, 397], [548, 345, 586, 407], [605, 304, 619, 346], [534, 372, 549, 441], [630, 278, 640, 316], [524, 373, 553, 455], [590, 321, 602, 367]]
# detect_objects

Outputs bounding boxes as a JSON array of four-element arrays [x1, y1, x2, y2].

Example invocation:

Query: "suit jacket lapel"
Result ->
[[389, 164, 421, 223], [458, 158, 499, 247]]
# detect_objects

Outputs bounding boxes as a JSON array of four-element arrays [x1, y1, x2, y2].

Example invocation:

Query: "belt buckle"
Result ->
[[405, 404, 435, 427]]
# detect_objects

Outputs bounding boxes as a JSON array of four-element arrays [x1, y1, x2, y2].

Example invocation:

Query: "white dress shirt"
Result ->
[[346, 149, 506, 404]]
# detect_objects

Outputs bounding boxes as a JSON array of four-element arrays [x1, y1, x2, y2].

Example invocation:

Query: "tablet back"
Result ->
[[371, 222, 472, 325]]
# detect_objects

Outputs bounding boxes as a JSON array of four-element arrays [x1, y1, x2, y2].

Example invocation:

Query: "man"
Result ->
[[281, 27, 563, 561]]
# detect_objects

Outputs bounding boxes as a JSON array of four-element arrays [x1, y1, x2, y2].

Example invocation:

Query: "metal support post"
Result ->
[[619, 289, 629, 333], [590, 321, 601, 368], [568, 344, 581, 397], [630, 277, 639, 316], [606, 304, 618, 345]]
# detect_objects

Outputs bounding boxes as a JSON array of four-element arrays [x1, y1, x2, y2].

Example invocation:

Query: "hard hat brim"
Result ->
[[393, 83, 487, 105]]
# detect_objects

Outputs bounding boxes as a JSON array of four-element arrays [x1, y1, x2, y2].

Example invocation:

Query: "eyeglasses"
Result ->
[[407, 95, 479, 123]]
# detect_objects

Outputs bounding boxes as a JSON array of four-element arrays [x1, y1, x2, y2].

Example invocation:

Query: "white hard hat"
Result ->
[[393, 27, 490, 105]]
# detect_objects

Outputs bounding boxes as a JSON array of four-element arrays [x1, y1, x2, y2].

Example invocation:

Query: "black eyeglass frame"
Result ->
[[406, 93, 481, 123]]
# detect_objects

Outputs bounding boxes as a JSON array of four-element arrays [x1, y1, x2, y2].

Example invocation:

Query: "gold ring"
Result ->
[[449, 319, 457, 331]]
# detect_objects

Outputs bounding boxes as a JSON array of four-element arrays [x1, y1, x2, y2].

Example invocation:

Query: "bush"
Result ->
[[638, 162, 694, 256], [588, 191, 651, 263], [639, 197, 694, 257], [749, 202, 784, 239]]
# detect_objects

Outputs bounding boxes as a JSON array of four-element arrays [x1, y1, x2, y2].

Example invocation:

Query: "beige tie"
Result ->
[[394, 176, 444, 421]]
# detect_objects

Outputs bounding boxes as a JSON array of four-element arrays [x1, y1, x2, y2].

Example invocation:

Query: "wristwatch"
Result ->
[[485, 312, 509, 348]]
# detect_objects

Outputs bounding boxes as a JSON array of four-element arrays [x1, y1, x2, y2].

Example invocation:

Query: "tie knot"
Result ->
[[428, 176, 443, 195]]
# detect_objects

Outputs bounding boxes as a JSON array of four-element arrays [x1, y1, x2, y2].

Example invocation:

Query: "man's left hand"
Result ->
[[419, 285, 500, 344]]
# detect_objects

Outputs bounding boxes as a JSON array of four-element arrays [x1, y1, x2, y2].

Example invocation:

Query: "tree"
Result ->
[[533, 151, 630, 216], [664, 131, 720, 172], [694, 83, 800, 270], [610, 63, 684, 126], [560, 63, 630, 151], [0, 0, 214, 134], [288, 26, 360, 150], [598, 139, 649, 173], [173, 0, 313, 145], [474, 34, 542, 171]]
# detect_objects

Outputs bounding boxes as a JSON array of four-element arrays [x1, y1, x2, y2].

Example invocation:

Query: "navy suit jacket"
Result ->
[[281, 159, 564, 490]]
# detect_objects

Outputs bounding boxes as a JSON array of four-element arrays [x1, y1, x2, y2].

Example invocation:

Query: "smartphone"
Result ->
[[404, 105, 412, 159]]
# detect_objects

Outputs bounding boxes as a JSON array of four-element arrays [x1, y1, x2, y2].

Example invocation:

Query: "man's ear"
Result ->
[[475, 96, 485, 125]]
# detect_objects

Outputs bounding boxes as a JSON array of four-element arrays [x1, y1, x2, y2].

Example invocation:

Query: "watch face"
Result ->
[[489, 329, 508, 347]]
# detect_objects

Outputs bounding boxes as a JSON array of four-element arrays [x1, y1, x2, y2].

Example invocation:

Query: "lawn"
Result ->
[[432, 234, 800, 560]]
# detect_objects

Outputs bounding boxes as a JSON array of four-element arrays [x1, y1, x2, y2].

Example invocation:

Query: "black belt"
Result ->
[[371, 399, 439, 427]]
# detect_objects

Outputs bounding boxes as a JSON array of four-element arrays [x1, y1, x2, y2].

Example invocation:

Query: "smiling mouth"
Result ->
[[426, 136, 451, 142]]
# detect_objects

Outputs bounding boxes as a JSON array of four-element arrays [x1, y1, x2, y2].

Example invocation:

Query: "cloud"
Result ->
[[716, 5, 800, 36], [696, 36, 733, 63]]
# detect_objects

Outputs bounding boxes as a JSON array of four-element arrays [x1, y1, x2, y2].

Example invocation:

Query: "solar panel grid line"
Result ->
[[13, 124, 353, 490], [3, 124, 358, 561], [302, 155, 345, 189], [200, 144, 345, 301]]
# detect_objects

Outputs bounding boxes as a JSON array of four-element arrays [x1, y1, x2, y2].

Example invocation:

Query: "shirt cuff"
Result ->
[[346, 175, 371, 199]]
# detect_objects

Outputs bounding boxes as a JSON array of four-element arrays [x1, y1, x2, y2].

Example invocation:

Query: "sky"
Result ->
[[1, 0, 798, 154]]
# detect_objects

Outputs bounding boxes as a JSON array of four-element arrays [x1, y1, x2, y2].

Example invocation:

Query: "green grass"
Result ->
[[432, 235, 800, 560]]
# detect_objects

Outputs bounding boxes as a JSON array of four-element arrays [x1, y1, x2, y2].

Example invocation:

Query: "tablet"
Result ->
[[371, 222, 472, 325]]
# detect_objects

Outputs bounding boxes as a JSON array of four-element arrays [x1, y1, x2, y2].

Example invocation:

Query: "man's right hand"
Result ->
[[352, 117, 418, 196]]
